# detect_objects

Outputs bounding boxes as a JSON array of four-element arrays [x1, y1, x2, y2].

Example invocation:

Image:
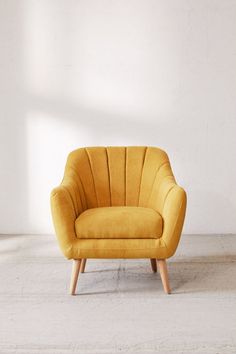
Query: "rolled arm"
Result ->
[[160, 183, 187, 258], [50, 184, 78, 259]]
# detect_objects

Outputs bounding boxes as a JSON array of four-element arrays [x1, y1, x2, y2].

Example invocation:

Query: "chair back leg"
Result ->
[[157, 259, 171, 294], [150, 258, 157, 272], [80, 259, 87, 273]]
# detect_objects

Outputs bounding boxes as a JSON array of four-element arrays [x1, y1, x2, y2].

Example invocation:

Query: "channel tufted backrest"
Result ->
[[62, 147, 176, 215]]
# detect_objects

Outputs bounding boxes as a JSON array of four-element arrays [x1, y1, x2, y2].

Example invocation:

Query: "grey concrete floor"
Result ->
[[0, 234, 236, 354]]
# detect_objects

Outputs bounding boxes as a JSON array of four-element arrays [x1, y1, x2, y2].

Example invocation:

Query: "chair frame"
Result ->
[[51, 147, 186, 296]]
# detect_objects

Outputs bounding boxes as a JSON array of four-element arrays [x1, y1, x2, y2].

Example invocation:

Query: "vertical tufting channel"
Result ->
[[107, 147, 126, 206], [67, 146, 173, 210], [86, 147, 111, 207], [137, 147, 148, 206], [64, 156, 87, 212], [139, 147, 170, 208], [148, 161, 176, 212], [84, 148, 99, 207], [67, 148, 98, 209], [125, 147, 147, 206], [105, 147, 111, 207]]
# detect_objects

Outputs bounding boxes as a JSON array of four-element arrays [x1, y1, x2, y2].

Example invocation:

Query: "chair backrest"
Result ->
[[63, 146, 175, 211]]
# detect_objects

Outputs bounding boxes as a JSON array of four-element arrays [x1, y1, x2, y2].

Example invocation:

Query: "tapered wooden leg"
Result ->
[[80, 259, 87, 273], [157, 259, 171, 294], [150, 258, 157, 273], [70, 259, 81, 295]]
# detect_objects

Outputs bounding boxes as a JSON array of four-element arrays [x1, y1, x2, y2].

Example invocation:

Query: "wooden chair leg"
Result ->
[[157, 259, 171, 294], [80, 259, 87, 273], [150, 258, 157, 273], [70, 259, 81, 295]]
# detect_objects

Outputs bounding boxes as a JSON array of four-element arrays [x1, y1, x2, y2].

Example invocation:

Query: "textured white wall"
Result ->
[[0, 0, 236, 234]]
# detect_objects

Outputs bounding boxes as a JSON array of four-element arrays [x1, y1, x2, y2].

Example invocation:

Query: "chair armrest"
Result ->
[[50, 184, 78, 259], [160, 183, 187, 258]]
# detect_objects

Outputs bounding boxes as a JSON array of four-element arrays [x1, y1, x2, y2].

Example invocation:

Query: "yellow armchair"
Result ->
[[51, 147, 186, 295]]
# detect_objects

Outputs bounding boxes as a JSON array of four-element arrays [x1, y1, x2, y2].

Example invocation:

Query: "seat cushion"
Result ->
[[75, 206, 163, 239]]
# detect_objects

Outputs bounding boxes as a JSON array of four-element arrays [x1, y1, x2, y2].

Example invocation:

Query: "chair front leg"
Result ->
[[70, 259, 81, 295], [157, 259, 171, 294]]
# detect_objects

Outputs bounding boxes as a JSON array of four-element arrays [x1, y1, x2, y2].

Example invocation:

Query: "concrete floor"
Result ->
[[0, 235, 236, 354]]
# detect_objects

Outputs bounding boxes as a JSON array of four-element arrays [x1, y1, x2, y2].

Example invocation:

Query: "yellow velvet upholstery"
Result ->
[[75, 206, 163, 239], [51, 147, 187, 259]]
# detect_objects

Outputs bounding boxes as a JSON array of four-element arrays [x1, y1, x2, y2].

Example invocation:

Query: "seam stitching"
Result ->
[[85, 148, 99, 207], [147, 161, 170, 206], [162, 184, 176, 213], [106, 147, 112, 206], [125, 147, 127, 206], [138, 146, 147, 206], [70, 165, 88, 210]]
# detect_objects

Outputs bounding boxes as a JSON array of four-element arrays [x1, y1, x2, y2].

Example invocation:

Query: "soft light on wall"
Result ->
[[0, 0, 236, 234]]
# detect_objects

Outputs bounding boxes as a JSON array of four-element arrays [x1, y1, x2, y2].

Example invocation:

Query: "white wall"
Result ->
[[0, 0, 236, 234]]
